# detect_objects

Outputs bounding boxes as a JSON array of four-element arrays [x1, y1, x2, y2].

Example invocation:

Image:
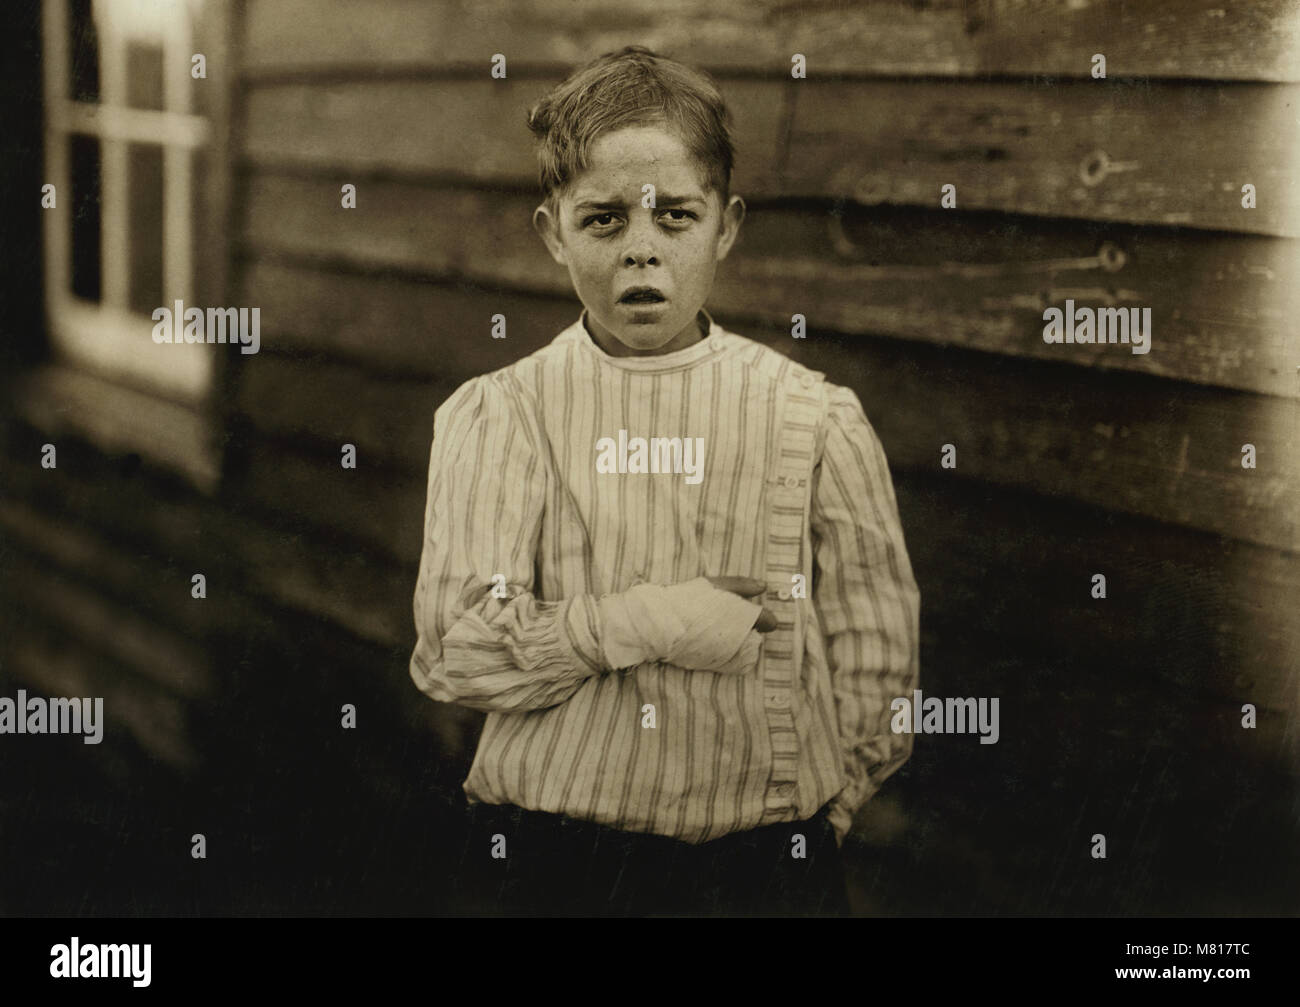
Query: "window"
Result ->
[[35, 0, 229, 489]]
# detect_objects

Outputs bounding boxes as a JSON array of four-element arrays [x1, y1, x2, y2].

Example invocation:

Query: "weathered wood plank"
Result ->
[[0, 614, 199, 772], [240, 76, 1298, 236], [243, 78, 787, 195], [898, 473, 1299, 718], [728, 206, 1300, 400], [235, 440, 427, 562], [800, 333, 1300, 553], [913, 638, 1298, 799], [235, 351, 454, 468], [0, 546, 214, 701], [2, 423, 415, 649], [0, 449, 341, 673], [782, 79, 1299, 238], [0, 498, 247, 650], [9, 365, 221, 492], [242, 0, 1300, 82], [238, 177, 1300, 398], [238, 259, 576, 377]]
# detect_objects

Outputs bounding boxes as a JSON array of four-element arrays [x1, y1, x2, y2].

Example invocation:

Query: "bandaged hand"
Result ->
[[596, 576, 770, 674]]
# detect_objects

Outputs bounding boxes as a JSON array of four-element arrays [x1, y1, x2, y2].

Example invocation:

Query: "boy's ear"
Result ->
[[532, 203, 568, 266], [713, 194, 746, 262]]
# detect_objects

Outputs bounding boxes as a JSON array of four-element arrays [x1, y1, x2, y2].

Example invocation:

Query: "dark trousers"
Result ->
[[454, 801, 852, 917]]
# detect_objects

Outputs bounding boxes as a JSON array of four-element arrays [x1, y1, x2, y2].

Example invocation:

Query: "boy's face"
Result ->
[[533, 124, 745, 357]]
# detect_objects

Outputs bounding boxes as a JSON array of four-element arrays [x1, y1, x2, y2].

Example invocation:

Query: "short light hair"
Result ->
[[526, 46, 735, 210]]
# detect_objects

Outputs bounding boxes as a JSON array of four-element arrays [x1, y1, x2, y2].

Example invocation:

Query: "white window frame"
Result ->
[[42, 0, 212, 403]]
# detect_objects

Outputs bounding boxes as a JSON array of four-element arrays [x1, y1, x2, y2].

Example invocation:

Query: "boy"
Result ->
[[410, 46, 920, 916]]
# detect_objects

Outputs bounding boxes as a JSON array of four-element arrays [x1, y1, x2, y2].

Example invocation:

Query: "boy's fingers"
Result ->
[[702, 577, 778, 630], [706, 575, 768, 598]]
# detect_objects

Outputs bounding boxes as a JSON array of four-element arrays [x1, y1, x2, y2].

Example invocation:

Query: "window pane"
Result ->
[[70, 0, 181, 110], [68, 0, 101, 102], [125, 39, 164, 111], [70, 133, 102, 302], [127, 143, 164, 315]]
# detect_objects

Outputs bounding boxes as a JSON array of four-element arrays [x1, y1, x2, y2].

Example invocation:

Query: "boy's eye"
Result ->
[[584, 213, 620, 228], [660, 209, 696, 224]]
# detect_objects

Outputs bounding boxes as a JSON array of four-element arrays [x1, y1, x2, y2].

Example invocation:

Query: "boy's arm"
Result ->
[[409, 374, 765, 714], [810, 385, 921, 846], [409, 374, 609, 714]]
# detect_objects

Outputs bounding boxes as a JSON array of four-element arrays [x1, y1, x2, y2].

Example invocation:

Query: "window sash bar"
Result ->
[[51, 101, 210, 148], [99, 16, 128, 310]]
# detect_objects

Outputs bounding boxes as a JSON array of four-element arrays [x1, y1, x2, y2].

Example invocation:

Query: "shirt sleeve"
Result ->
[[811, 384, 921, 845], [408, 372, 608, 714]]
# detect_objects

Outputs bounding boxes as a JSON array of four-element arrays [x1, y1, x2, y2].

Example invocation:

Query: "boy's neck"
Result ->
[[583, 311, 709, 358]]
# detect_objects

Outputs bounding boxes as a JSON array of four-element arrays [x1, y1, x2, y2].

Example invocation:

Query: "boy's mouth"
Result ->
[[618, 286, 667, 304]]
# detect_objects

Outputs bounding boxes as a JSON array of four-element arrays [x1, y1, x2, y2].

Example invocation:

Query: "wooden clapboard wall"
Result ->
[[220, 0, 1300, 912]]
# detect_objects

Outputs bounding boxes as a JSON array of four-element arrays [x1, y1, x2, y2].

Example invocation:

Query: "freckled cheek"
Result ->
[[676, 245, 718, 288], [567, 249, 613, 291]]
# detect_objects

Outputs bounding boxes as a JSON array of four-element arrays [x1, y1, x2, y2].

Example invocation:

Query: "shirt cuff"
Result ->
[[562, 594, 609, 675]]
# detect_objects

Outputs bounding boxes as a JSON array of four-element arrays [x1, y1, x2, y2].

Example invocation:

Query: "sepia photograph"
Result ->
[[0, 0, 1296, 961]]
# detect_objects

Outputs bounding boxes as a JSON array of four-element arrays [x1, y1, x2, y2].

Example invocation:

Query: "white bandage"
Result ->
[[596, 577, 764, 675]]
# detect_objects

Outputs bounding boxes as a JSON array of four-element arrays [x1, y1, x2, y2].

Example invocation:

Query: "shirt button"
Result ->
[[783, 475, 799, 489], [708, 336, 724, 352], [777, 588, 791, 600], [800, 373, 815, 389], [767, 692, 790, 708]]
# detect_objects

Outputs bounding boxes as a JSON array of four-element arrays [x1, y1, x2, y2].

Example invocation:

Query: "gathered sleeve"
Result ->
[[810, 384, 921, 843], [409, 373, 607, 714]]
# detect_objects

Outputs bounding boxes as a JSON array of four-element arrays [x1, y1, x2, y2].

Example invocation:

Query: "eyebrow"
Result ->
[[572, 193, 707, 213]]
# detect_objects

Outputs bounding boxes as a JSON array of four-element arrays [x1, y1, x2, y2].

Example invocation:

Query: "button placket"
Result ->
[[759, 368, 822, 819]]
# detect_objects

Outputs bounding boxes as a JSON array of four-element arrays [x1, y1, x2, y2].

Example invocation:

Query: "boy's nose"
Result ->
[[623, 248, 659, 267], [621, 216, 661, 267]]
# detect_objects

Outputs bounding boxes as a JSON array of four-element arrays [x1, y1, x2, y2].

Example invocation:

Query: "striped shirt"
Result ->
[[410, 311, 920, 845]]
